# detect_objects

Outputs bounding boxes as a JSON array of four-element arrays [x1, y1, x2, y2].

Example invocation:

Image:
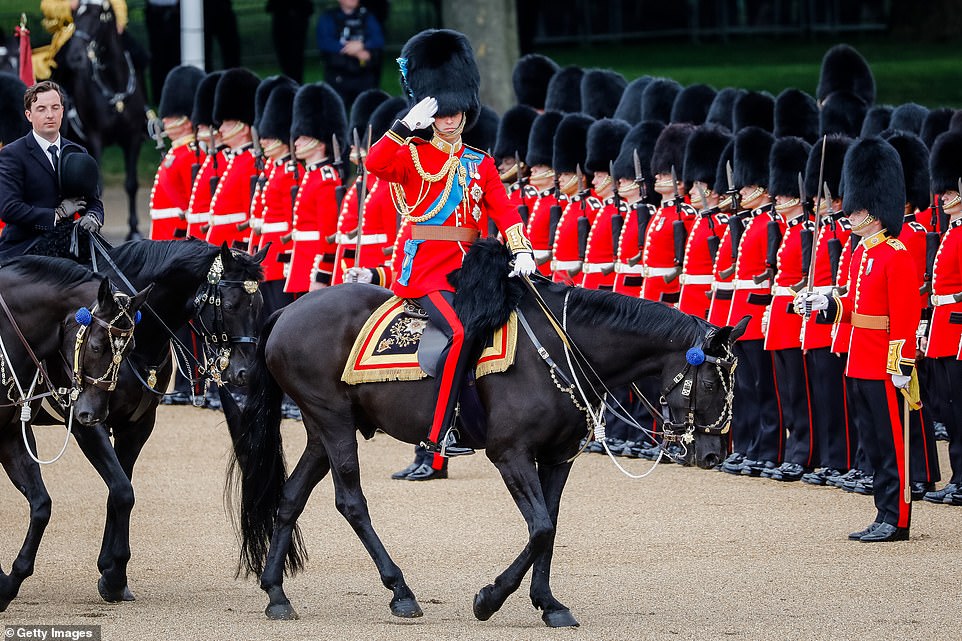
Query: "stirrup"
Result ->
[[421, 430, 474, 458]]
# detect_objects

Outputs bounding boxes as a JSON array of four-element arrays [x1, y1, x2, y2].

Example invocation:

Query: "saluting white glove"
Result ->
[[792, 292, 828, 315], [509, 252, 537, 278], [401, 97, 438, 130], [344, 267, 374, 284], [891, 374, 911, 389]]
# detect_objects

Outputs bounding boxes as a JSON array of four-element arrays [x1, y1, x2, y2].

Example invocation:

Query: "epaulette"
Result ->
[[715, 213, 730, 224], [586, 196, 603, 209], [678, 202, 698, 217], [319, 165, 338, 182], [540, 188, 554, 198], [462, 143, 490, 159], [886, 238, 907, 251], [906, 221, 926, 234], [803, 219, 816, 232], [837, 218, 852, 231], [787, 216, 805, 228], [523, 185, 540, 198]]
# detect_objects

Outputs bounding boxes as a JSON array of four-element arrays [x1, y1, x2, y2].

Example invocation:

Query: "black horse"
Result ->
[[228, 241, 747, 627], [0, 256, 150, 611], [38, 238, 265, 604], [53, 0, 147, 239]]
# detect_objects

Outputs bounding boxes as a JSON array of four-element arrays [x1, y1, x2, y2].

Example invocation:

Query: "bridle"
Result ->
[[70, 1, 137, 113], [71, 293, 139, 397], [189, 255, 260, 386]]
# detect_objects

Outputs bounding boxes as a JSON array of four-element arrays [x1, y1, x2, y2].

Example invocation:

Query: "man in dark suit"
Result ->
[[0, 80, 104, 261]]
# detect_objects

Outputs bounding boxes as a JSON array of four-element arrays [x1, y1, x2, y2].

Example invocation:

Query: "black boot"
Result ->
[[421, 429, 474, 458], [391, 446, 426, 480], [406, 458, 449, 481]]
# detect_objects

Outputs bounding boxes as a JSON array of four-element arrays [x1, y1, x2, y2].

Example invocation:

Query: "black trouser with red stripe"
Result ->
[[930, 357, 962, 484], [848, 378, 911, 529], [774, 348, 815, 467], [417, 291, 472, 469], [910, 358, 941, 484], [733, 340, 782, 463], [806, 348, 853, 470]]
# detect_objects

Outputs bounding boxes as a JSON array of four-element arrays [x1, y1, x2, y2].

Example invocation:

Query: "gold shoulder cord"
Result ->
[[394, 144, 466, 224]]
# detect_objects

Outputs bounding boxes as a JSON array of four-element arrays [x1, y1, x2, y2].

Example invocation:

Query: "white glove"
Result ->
[[509, 252, 536, 278], [401, 97, 438, 130], [891, 374, 911, 389], [344, 267, 374, 284], [793, 292, 828, 315]]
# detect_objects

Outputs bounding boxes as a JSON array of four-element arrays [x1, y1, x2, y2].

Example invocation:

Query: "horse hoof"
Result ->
[[265, 602, 299, 620], [473, 586, 497, 621], [97, 577, 136, 602], [542, 608, 579, 628], [390, 596, 423, 618]]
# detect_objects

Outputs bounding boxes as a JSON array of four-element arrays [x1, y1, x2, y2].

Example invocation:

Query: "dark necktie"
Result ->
[[48, 144, 59, 172]]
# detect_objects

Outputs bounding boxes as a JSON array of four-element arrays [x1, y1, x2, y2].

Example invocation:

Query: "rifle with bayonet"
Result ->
[[353, 127, 370, 268], [548, 169, 563, 250], [666, 165, 686, 283], [719, 160, 742, 279], [610, 160, 625, 263], [628, 148, 652, 266], [514, 150, 530, 226], [575, 165, 590, 273], [696, 183, 720, 262], [796, 172, 815, 291], [237, 125, 266, 233], [201, 127, 220, 234], [824, 183, 843, 287], [800, 135, 828, 315], [922, 190, 943, 296], [332, 132, 347, 213]]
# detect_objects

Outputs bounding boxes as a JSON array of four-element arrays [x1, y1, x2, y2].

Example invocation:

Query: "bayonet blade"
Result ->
[[823, 182, 834, 213], [633, 149, 643, 183], [332, 132, 342, 165], [670, 164, 680, 204], [726, 160, 734, 192], [514, 150, 523, 188], [798, 172, 807, 207]]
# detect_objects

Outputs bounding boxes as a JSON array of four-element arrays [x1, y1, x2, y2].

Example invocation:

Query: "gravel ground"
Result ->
[[1, 403, 960, 641]]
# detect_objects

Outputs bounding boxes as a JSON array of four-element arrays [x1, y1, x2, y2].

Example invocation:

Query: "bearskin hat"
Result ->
[[399, 29, 481, 129], [513, 54, 559, 110], [706, 88, 745, 131], [884, 131, 931, 211], [733, 126, 774, 189], [640, 78, 682, 124], [612, 121, 665, 198], [585, 118, 630, 174], [951, 110, 962, 133], [553, 113, 595, 174], [463, 105, 499, 153], [671, 84, 717, 125], [580, 69, 627, 120], [0, 72, 28, 145], [860, 105, 892, 138], [613, 76, 652, 125], [817, 44, 875, 107], [213, 68, 260, 127], [805, 134, 851, 200], [191, 71, 223, 128], [254, 75, 297, 133], [889, 103, 928, 135], [929, 131, 962, 195], [650, 122, 695, 177], [258, 83, 297, 143], [544, 66, 583, 114], [713, 139, 735, 194], [58, 144, 100, 200], [290, 82, 347, 153], [683, 124, 732, 187], [349, 89, 390, 144], [921, 107, 955, 150], [368, 96, 409, 142], [819, 91, 867, 137], [768, 136, 812, 198], [494, 104, 538, 164], [732, 91, 774, 132], [525, 110, 565, 168], [842, 137, 905, 235], [774, 88, 818, 143], [158, 65, 205, 120]]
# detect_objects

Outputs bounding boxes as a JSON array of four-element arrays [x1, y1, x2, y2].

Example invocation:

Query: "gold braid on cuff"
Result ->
[[504, 223, 533, 254]]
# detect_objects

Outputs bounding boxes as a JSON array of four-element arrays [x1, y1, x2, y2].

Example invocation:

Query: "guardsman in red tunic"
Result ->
[[494, 104, 538, 207], [922, 131, 962, 506], [283, 83, 348, 294], [797, 135, 856, 486], [800, 137, 920, 542], [721, 126, 784, 477], [707, 141, 737, 330], [679, 124, 731, 319], [581, 118, 630, 290], [365, 30, 536, 469], [185, 71, 222, 240], [523, 111, 564, 276], [549, 113, 595, 284], [149, 65, 204, 241], [207, 68, 260, 250], [762, 136, 814, 482]]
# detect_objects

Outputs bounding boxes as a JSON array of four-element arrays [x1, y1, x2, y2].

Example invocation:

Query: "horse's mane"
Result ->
[[108, 240, 262, 283], [564, 284, 709, 347], [2, 255, 97, 289]]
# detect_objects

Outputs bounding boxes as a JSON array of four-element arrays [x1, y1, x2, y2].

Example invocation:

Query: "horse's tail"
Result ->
[[225, 310, 306, 579]]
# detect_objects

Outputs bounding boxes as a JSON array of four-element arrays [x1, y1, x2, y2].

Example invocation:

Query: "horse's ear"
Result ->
[[96, 277, 113, 310], [130, 283, 154, 312], [251, 243, 269, 265], [705, 325, 732, 351], [219, 242, 233, 265], [729, 315, 750, 343]]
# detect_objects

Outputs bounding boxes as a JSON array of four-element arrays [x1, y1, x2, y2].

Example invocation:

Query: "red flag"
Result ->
[[15, 15, 34, 87]]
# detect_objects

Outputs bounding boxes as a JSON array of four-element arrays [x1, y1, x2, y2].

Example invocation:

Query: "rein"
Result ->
[[71, 19, 137, 113]]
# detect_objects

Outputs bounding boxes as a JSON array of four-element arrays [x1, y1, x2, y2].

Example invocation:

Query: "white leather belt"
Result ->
[[209, 212, 246, 225], [357, 233, 388, 245], [734, 278, 770, 289], [582, 262, 614, 274], [260, 221, 290, 234], [680, 274, 713, 285], [712, 281, 734, 291], [771, 285, 800, 297], [293, 230, 320, 241], [932, 293, 962, 306], [614, 262, 644, 275], [534, 249, 552, 261], [186, 211, 209, 224], [773, 285, 833, 296], [150, 207, 183, 220], [551, 260, 582, 271], [643, 266, 677, 278]]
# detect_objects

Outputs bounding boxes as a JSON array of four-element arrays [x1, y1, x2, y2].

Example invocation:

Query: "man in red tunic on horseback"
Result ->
[[365, 29, 536, 470]]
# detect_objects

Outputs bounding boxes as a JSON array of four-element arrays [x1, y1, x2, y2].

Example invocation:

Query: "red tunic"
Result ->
[[641, 201, 695, 304], [148, 136, 195, 240], [613, 202, 655, 297], [580, 198, 617, 290], [256, 158, 298, 282], [366, 132, 524, 299], [526, 188, 555, 276], [897, 217, 930, 313], [679, 212, 728, 319], [207, 145, 256, 248], [830, 235, 855, 355], [764, 214, 810, 351], [332, 177, 394, 285], [245, 161, 272, 253], [726, 207, 785, 341], [707, 222, 736, 327], [185, 147, 223, 239], [801, 216, 852, 351], [284, 162, 339, 293], [827, 230, 920, 380], [551, 195, 599, 285], [331, 180, 360, 285], [925, 219, 962, 358]]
